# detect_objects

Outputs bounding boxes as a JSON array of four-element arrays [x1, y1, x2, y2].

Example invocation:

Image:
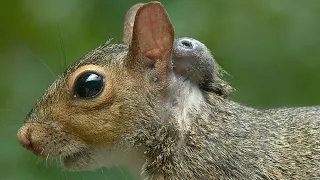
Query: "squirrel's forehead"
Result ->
[[64, 43, 128, 75]]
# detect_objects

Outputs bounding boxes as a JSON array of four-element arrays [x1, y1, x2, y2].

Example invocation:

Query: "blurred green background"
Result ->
[[1, 0, 320, 179]]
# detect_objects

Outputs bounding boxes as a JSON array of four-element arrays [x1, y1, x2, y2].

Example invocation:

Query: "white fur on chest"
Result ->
[[168, 76, 205, 131]]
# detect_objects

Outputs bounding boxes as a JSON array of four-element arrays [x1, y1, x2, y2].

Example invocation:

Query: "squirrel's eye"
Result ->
[[74, 72, 105, 98]]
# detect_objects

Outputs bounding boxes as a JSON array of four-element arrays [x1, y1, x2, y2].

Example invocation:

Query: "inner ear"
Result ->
[[130, 2, 174, 66], [123, 3, 145, 44]]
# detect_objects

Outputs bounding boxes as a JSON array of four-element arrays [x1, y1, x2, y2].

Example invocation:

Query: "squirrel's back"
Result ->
[[199, 100, 320, 179]]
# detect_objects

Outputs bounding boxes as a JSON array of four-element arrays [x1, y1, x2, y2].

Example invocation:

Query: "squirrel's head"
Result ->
[[17, 2, 176, 171], [173, 37, 231, 95], [17, 2, 230, 172]]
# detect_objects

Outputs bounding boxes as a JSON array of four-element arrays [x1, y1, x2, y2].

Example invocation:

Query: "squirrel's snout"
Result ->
[[17, 125, 43, 155], [178, 39, 195, 50], [175, 37, 200, 55], [17, 126, 33, 151]]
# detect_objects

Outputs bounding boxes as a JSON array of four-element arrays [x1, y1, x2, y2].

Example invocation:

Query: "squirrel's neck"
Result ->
[[120, 76, 247, 179], [128, 95, 268, 179], [122, 89, 269, 179]]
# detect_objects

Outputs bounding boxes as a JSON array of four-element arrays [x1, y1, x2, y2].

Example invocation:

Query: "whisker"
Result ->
[[62, 171, 68, 180], [46, 151, 50, 162], [117, 165, 128, 180], [100, 168, 109, 180], [25, 48, 56, 78], [40, 148, 45, 157], [0, 106, 28, 115], [0, 108, 14, 111], [45, 148, 53, 168], [36, 156, 43, 165], [58, 157, 63, 167], [11, 102, 31, 115], [54, 154, 59, 165], [56, 25, 67, 73], [2, 122, 24, 128], [20, 108, 29, 114]]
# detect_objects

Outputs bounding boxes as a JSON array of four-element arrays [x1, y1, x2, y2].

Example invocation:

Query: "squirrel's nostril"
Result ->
[[17, 126, 33, 151], [179, 40, 193, 49]]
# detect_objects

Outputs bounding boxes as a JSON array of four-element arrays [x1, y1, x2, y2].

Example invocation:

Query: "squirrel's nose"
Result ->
[[17, 126, 33, 151], [175, 37, 199, 51], [173, 37, 204, 59]]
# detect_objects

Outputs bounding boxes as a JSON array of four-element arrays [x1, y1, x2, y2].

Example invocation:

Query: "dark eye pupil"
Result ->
[[74, 73, 104, 98]]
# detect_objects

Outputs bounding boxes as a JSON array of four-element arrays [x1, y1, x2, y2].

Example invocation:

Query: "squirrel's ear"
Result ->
[[123, 3, 145, 44], [129, 2, 174, 69]]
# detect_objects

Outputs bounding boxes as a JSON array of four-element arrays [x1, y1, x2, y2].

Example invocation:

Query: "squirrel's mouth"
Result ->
[[62, 149, 103, 171], [62, 150, 91, 170]]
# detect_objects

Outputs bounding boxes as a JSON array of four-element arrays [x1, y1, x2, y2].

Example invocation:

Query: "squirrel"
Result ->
[[172, 37, 231, 96], [17, 2, 319, 180]]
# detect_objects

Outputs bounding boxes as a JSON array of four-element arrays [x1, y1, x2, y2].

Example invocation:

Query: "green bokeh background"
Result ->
[[1, 0, 320, 179]]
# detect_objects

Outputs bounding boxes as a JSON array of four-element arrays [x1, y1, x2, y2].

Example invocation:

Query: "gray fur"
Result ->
[[20, 38, 320, 180]]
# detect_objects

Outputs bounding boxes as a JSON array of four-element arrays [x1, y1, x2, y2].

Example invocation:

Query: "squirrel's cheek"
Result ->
[[55, 110, 128, 147]]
